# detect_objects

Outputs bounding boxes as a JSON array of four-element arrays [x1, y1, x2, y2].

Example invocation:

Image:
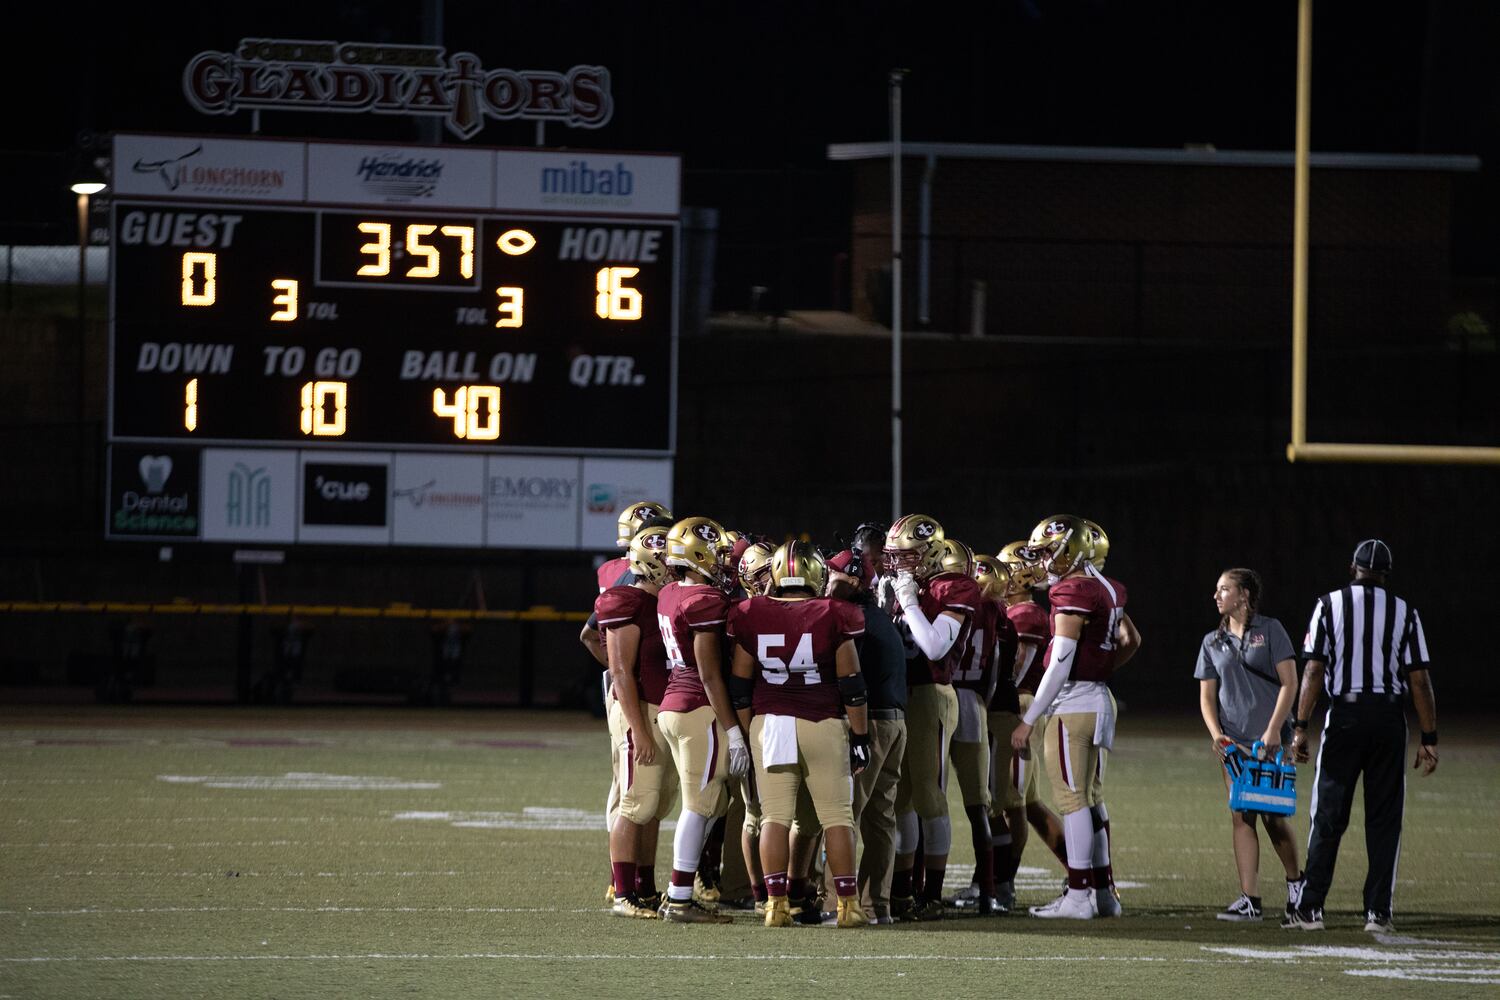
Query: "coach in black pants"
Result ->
[[1284, 539, 1439, 932]]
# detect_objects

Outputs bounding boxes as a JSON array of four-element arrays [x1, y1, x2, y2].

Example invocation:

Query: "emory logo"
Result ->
[[184, 38, 613, 141], [138, 455, 173, 493]]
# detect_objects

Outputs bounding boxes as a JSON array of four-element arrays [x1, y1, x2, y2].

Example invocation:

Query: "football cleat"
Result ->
[[753, 899, 767, 917], [1027, 515, 1094, 582], [616, 500, 672, 548], [604, 881, 616, 906], [769, 541, 827, 597], [627, 526, 672, 586], [836, 897, 870, 928], [953, 881, 981, 902], [764, 896, 793, 928], [1029, 891, 1095, 920], [977, 895, 1008, 916], [790, 897, 824, 925], [1280, 906, 1324, 931], [1364, 911, 1395, 933], [1286, 873, 1306, 918], [889, 895, 915, 921], [661, 898, 733, 924], [994, 880, 1016, 911], [908, 897, 946, 922], [883, 514, 946, 579], [693, 872, 721, 905], [636, 890, 663, 912], [611, 894, 661, 919], [1217, 893, 1262, 922], [1095, 884, 1124, 918]]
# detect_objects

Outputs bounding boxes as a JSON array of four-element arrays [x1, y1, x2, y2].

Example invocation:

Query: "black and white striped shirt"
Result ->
[[1302, 583, 1430, 696]]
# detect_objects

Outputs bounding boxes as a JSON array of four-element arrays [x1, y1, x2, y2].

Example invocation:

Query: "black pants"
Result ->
[[1303, 700, 1407, 916]]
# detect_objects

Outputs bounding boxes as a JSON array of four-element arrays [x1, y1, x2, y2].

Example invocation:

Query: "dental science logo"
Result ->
[[110, 447, 200, 538]]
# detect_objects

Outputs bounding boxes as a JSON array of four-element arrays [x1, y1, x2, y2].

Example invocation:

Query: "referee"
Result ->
[[1284, 539, 1439, 932]]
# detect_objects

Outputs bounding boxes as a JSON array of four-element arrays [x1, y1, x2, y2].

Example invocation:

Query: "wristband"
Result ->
[[1420, 730, 1437, 746], [1291, 719, 1308, 731]]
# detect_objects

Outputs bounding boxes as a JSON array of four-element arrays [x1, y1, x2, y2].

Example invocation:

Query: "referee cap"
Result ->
[[1352, 538, 1393, 571]]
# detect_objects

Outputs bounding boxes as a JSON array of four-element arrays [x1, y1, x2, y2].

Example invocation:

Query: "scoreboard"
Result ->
[[106, 133, 679, 548]]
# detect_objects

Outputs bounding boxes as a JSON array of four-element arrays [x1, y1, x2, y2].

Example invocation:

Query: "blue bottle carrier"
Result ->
[[1223, 740, 1297, 816]]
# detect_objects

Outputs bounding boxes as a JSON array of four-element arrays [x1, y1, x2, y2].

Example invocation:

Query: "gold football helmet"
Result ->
[[627, 525, 671, 587], [666, 516, 733, 588], [997, 540, 1047, 596], [938, 538, 975, 577], [883, 514, 946, 579], [738, 542, 776, 597], [1028, 515, 1092, 580], [769, 540, 827, 596], [973, 554, 1011, 602], [1083, 519, 1109, 572], [616, 500, 673, 548]]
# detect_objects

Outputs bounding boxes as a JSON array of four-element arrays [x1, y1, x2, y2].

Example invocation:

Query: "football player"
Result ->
[[655, 516, 749, 924], [991, 542, 1069, 898], [728, 541, 872, 929], [581, 499, 671, 904], [1010, 515, 1140, 919], [597, 526, 679, 918], [968, 552, 1022, 911], [940, 539, 1005, 915], [883, 514, 975, 921], [732, 540, 777, 910]]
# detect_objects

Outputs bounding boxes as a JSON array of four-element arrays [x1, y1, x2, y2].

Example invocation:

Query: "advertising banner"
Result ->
[[307, 142, 495, 209], [391, 453, 485, 547], [492, 151, 680, 216], [106, 446, 201, 539], [112, 134, 306, 202], [200, 448, 299, 543], [484, 456, 580, 549], [297, 452, 393, 544], [579, 458, 674, 551]]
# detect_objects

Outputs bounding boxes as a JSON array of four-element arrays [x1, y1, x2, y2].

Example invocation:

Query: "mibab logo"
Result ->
[[541, 160, 633, 204]]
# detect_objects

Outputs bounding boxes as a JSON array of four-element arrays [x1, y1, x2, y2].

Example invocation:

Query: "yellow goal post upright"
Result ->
[[1285, 0, 1500, 467]]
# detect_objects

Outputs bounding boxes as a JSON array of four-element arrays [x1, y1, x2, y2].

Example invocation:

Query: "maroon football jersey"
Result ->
[[594, 585, 670, 705], [1007, 601, 1051, 694], [985, 599, 1022, 712], [1046, 572, 1129, 683], [656, 581, 731, 713], [596, 556, 630, 594], [728, 596, 864, 722], [952, 596, 999, 693], [893, 572, 981, 686]]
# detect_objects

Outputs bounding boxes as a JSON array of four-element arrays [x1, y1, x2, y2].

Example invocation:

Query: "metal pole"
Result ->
[[76, 192, 88, 408], [918, 153, 934, 328], [1289, 0, 1312, 458], [890, 70, 905, 522]]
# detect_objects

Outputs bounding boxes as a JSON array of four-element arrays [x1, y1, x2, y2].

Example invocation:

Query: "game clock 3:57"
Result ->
[[109, 205, 677, 454]]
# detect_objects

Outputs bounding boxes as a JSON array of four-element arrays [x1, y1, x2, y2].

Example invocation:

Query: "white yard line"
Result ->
[[0, 952, 1254, 965]]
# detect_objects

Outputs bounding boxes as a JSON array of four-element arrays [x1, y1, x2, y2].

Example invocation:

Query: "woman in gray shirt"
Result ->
[[1195, 568, 1303, 923]]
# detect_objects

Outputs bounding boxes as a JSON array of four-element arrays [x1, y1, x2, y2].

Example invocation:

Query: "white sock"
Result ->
[[1062, 809, 1095, 871], [920, 815, 952, 856], [669, 810, 710, 901]]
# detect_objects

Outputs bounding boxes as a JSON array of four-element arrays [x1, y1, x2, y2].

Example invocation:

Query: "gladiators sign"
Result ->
[[184, 39, 613, 141]]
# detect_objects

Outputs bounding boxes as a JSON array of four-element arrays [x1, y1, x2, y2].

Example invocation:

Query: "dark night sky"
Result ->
[[8, 1, 1495, 160]]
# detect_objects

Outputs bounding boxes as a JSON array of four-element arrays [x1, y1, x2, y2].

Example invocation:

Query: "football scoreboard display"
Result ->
[[106, 133, 678, 548]]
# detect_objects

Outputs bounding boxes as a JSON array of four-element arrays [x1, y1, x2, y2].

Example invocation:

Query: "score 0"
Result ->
[[178, 251, 300, 322]]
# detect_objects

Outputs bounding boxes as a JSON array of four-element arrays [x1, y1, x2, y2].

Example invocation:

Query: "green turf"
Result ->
[[1, 706, 1496, 998]]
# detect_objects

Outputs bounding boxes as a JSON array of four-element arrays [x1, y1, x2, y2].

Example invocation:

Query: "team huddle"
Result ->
[[581, 503, 1138, 927]]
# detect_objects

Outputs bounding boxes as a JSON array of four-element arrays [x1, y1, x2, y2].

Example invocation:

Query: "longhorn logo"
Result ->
[[131, 145, 204, 191]]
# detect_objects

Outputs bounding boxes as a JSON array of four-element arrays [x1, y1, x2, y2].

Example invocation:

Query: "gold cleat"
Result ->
[[693, 872, 721, 904], [611, 894, 661, 920], [836, 897, 869, 928], [661, 898, 733, 924], [604, 882, 616, 906], [764, 896, 793, 928]]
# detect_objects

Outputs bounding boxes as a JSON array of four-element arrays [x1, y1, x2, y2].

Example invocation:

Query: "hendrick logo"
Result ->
[[356, 153, 445, 201], [184, 38, 613, 141], [227, 462, 272, 529]]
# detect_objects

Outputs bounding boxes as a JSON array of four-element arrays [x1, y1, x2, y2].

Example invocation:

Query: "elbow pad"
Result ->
[[1023, 635, 1078, 725], [728, 673, 754, 711], [838, 673, 868, 708], [904, 606, 962, 661]]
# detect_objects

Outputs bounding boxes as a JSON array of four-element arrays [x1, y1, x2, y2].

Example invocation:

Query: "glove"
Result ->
[[849, 732, 871, 775], [893, 571, 920, 609], [726, 725, 750, 778]]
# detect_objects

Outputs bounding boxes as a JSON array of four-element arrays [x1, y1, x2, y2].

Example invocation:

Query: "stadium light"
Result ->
[[70, 181, 105, 195]]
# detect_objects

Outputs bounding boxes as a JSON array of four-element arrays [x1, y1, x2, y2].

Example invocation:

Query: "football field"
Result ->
[[2, 705, 1496, 998]]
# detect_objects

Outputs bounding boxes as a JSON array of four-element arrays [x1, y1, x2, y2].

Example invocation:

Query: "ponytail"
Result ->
[[1218, 567, 1263, 637]]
